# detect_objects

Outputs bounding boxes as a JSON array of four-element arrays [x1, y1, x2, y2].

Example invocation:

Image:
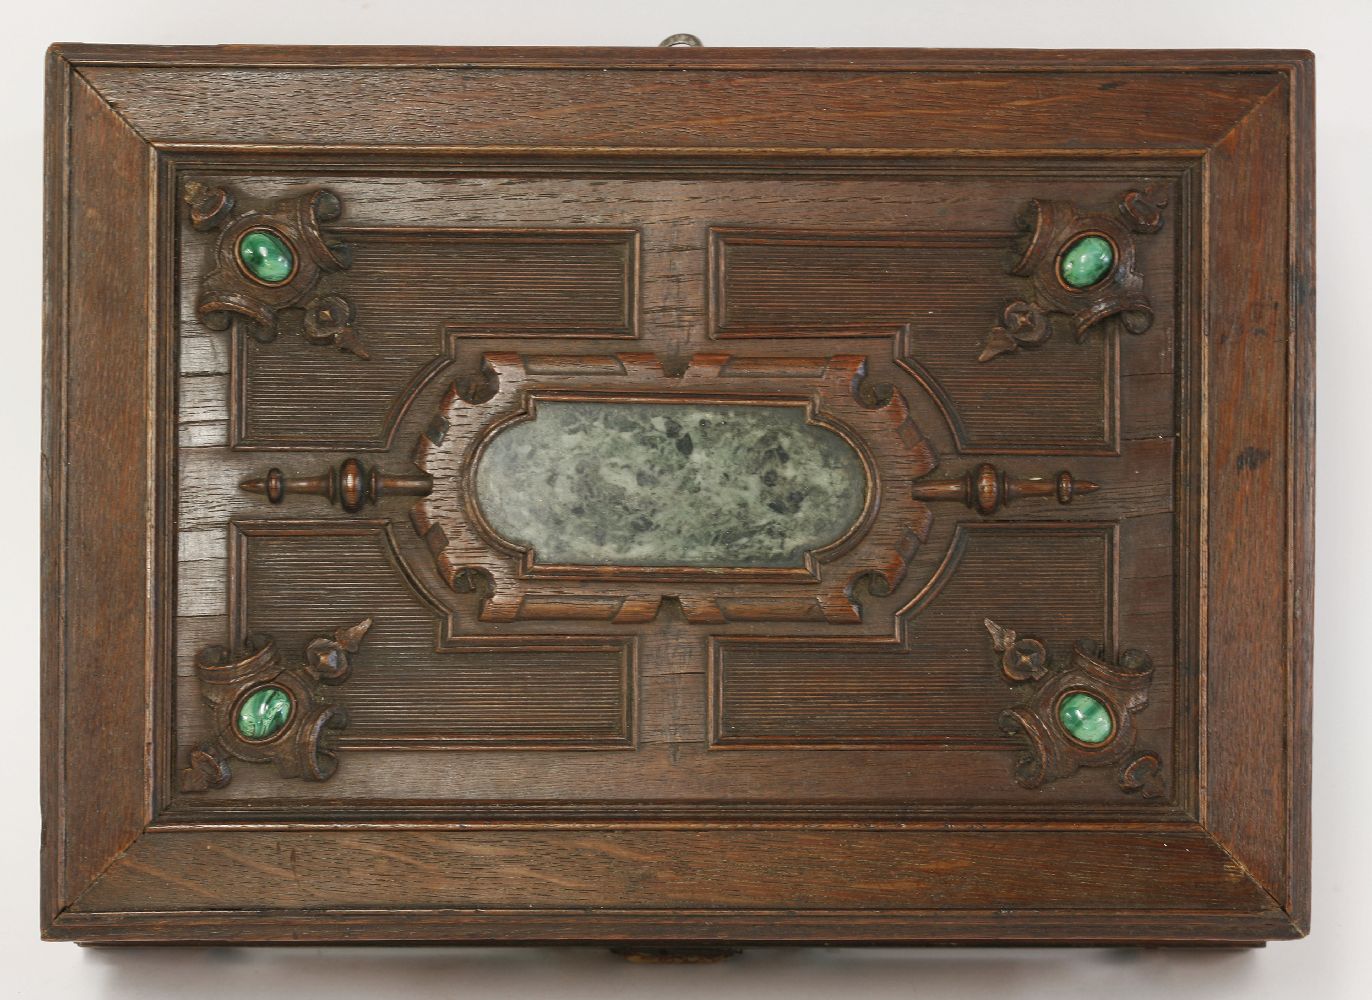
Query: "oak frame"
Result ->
[[41, 45, 1313, 946]]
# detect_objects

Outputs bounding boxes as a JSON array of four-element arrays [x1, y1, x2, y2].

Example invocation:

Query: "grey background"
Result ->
[[3, 1, 1365, 996]]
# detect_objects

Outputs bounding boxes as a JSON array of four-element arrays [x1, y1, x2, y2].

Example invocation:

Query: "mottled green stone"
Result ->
[[1058, 235, 1115, 288], [1058, 691, 1113, 744], [475, 401, 867, 568], [238, 229, 294, 284], [236, 686, 292, 740]]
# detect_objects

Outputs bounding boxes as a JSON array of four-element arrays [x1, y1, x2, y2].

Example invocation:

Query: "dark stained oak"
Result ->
[[41, 44, 1314, 948]]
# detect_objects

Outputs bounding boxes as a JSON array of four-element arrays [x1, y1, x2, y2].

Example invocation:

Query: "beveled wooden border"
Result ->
[[41, 44, 1313, 945]]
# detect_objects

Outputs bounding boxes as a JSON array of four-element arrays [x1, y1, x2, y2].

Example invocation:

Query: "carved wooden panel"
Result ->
[[170, 167, 1182, 818], [43, 46, 1312, 947]]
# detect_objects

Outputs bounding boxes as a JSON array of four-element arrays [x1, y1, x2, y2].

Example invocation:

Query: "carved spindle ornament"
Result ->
[[912, 464, 1098, 515], [985, 619, 1163, 797], [183, 181, 368, 358], [180, 619, 372, 792], [241, 458, 433, 513], [980, 183, 1169, 362]]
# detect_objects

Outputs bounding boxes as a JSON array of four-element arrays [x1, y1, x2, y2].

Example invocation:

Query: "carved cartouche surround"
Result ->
[[985, 619, 1163, 796], [181, 620, 372, 792], [980, 184, 1169, 362], [412, 352, 939, 625], [183, 182, 367, 358]]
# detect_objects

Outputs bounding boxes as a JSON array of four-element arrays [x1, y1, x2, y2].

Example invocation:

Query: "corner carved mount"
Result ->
[[985, 619, 1163, 797], [180, 619, 372, 793], [182, 181, 368, 358], [411, 352, 937, 625], [979, 183, 1169, 362], [241, 457, 433, 513], [912, 464, 1098, 516]]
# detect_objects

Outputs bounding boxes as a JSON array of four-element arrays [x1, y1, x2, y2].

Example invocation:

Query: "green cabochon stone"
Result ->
[[236, 686, 292, 740], [238, 229, 295, 284], [1058, 234, 1115, 288], [1058, 691, 1114, 744]]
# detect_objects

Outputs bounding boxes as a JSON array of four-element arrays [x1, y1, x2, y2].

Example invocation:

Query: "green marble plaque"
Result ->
[[475, 401, 867, 567]]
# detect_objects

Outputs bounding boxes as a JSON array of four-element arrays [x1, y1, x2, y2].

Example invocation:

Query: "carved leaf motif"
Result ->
[[980, 300, 1050, 362], [1119, 183, 1171, 234], [1119, 752, 1166, 798], [985, 618, 1016, 652]]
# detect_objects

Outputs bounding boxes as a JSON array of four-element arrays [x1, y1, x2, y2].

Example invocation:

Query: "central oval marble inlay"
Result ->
[[474, 401, 868, 567]]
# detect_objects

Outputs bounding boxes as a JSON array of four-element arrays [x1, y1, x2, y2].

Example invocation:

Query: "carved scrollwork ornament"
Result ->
[[182, 181, 369, 358], [180, 619, 373, 792], [980, 183, 1169, 362], [985, 619, 1163, 797]]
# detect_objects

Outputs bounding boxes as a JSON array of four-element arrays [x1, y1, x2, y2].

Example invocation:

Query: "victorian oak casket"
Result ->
[[41, 45, 1314, 947]]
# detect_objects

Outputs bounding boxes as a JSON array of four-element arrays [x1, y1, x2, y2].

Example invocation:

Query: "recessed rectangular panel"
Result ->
[[712, 524, 1116, 746], [188, 223, 641, 451], [709, 228, 1150, 453], [227, 521, 634, 748]]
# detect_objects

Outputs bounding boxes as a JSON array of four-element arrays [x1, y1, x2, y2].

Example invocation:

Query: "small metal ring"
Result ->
[[659, 33, 703, 47]]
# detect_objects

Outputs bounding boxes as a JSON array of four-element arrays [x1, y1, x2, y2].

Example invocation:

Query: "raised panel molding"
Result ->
[[176, 193, 643, 451], [231, 225, 640, 451], [175, 177, 1179, 797]]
